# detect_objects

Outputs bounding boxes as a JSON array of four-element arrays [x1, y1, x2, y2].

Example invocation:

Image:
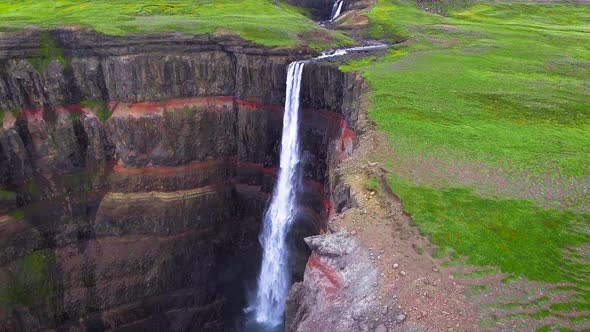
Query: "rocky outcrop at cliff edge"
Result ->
[[286, 233, 385, 332], [0, 29, 368, 330]]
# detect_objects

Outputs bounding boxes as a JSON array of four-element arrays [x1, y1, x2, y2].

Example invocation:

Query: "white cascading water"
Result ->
[[250, 61, 305, 326], [249, 42, 387, 328], [317, 43, 388, 59], [330, 0, 344, 21]]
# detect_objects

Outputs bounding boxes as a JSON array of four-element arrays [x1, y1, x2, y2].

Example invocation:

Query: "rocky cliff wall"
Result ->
[[0, 29, 365, 331]]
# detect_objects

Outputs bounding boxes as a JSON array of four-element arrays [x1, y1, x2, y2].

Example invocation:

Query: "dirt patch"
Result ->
[[388, 152, 590, 213], [328, 109, 590, 330], [330, 129, 481, 331]]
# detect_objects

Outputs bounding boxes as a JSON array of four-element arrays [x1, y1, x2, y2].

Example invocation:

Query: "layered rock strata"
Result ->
[[0, 29, 365, 330]]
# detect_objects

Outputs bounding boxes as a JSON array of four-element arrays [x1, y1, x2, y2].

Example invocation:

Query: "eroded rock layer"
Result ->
[[286, 234, 380, 332], [0, 29, 365, 331]]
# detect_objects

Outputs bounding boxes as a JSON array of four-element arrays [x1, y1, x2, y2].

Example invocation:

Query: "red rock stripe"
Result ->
[[307, 253, 344, 292]]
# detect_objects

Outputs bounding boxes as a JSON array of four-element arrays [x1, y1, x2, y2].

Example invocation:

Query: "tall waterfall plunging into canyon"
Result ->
[[330, 0, 344, 21], [250, 61, 306, 326], [246, 43, 387, 329], [0, 18, 390, 332]]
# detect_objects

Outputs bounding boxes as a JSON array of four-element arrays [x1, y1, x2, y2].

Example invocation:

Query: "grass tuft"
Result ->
[[0, 250, 56, 307], [81, 100, 112, 122], [29, 32, 67, 72]]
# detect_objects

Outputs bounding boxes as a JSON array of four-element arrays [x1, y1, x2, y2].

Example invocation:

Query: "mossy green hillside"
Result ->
[[387, 174, 590, 284], [384, 171, 590, 322], [344, 0, 590, 323], [344, 0, 590, 177], [0, 0, 351, 48]]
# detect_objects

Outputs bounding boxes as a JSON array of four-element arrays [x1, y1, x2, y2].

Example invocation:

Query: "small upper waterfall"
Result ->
[[250, 61, 305, 327], [330, 0, 344, 21], [247, 42, 387, 329]]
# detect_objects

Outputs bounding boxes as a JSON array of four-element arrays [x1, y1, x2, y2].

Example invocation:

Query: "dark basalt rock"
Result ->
[[0, 29, 367, 331], [0, 29, 299, 112]]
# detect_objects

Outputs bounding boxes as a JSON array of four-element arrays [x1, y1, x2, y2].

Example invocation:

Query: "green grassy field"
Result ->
[[345, 0, 590, 325], [346, 0, 590, 177], [0, 0, 350, 48]]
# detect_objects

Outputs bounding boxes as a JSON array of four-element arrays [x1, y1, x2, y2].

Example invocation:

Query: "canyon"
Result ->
[[0, 28, 368, 331], [2, 1, 587, 331]]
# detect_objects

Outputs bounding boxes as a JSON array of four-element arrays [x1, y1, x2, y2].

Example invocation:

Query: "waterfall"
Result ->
[[330, 0, 344, 21], [316, 43, 388, 59], [250, 61, 305, 327], [247, 42, 387, 329]]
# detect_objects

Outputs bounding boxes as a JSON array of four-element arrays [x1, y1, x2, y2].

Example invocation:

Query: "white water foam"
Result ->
[[330, 0, 344, 21], [250, 61, 305, 326], [316, 43, 388, 60]]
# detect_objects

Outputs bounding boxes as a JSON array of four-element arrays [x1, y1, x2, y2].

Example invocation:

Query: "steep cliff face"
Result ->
[[0, 29, 365, 331]]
